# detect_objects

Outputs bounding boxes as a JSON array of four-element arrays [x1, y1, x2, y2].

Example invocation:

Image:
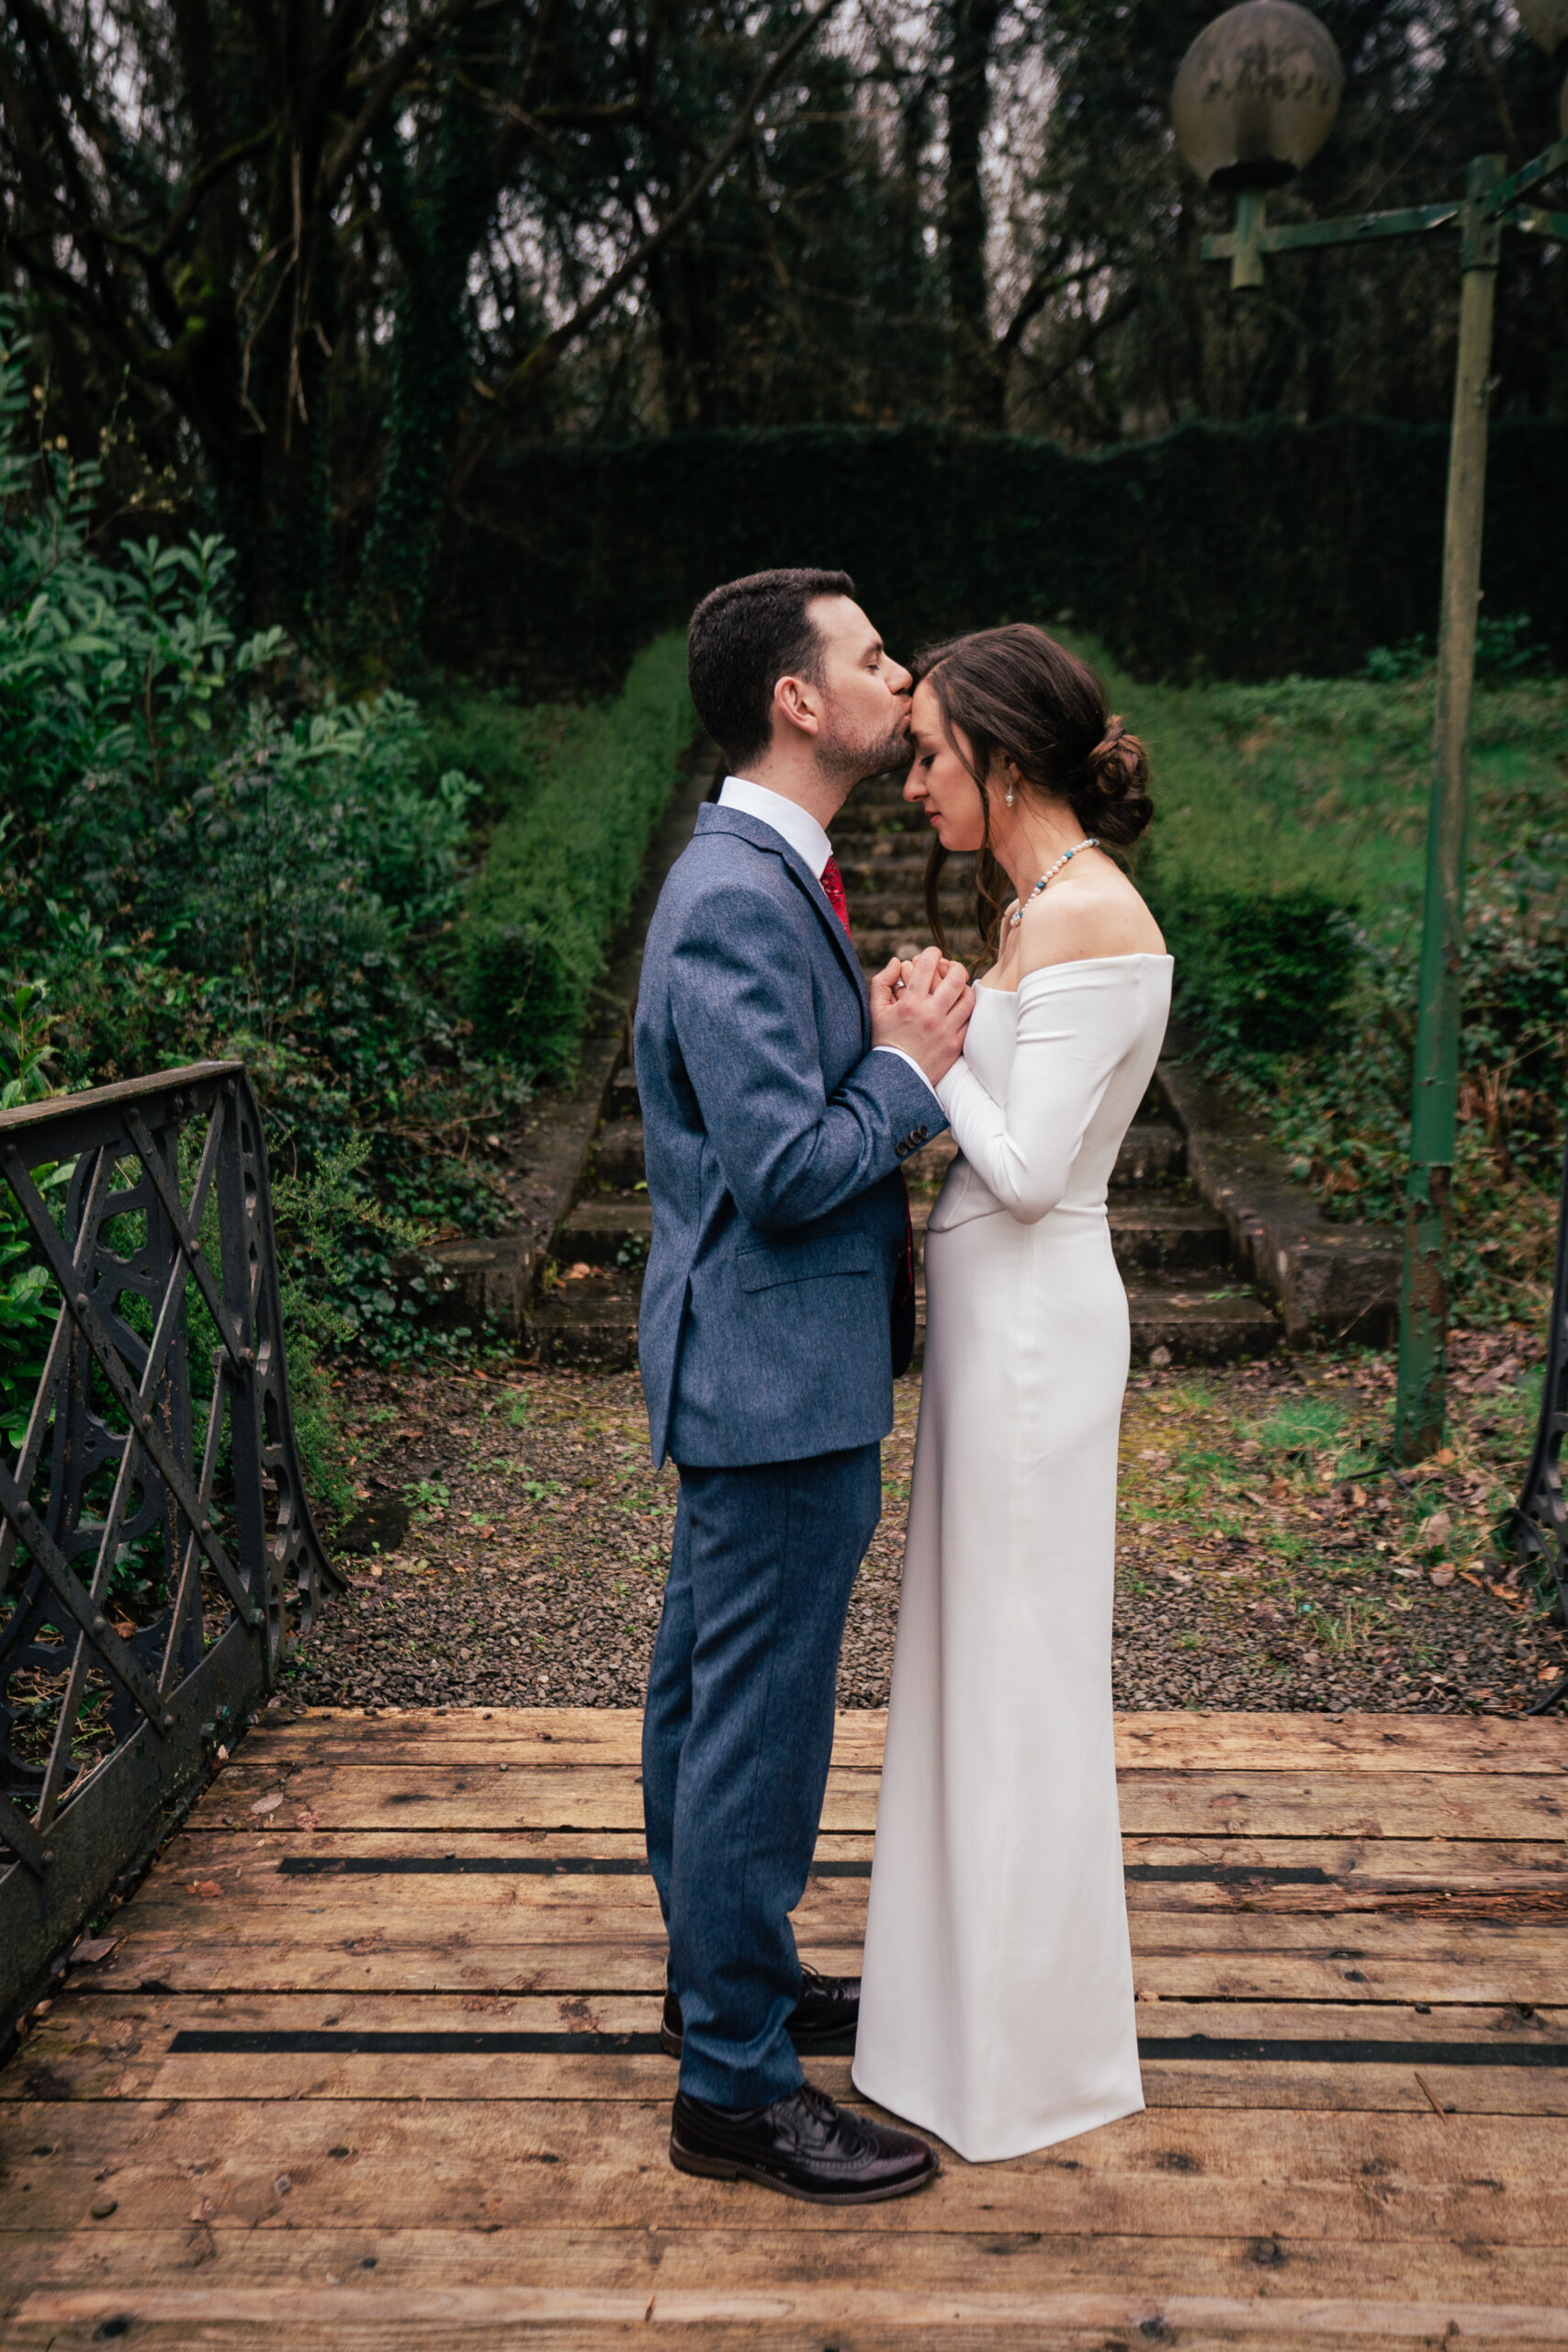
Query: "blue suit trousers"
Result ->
[[642, 1443, 882, 2108]]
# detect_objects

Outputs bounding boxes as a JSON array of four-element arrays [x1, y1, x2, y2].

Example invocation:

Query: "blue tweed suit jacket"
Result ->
[[634, 803, 944, 1468]]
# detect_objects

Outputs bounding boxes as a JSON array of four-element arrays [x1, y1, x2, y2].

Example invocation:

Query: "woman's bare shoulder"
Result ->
[[1016, 868, 1166, 975]]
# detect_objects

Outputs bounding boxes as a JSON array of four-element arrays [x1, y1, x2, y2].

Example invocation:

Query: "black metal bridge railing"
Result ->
[[1514, 1125, 1568, 1714], [0, 1062, 341, 2024]]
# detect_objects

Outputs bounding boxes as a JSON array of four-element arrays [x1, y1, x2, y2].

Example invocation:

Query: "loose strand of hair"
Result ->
[[975, 844, 1009, 964], [924, 838, 951, 959]]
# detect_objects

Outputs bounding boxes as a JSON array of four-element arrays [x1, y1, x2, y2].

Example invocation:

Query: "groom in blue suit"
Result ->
[[635, 569, 974, 2202]]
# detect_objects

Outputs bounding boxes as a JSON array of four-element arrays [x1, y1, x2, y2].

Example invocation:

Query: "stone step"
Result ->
[[594, 1114, 646, 1190], [844, 892, 990, 933], [837, 853, 970, 891], [526, 1266, 1279, 1374], [1124, 1280, 1280, 1365], [527, 1283, 642, 1371], [855, 922, 985, 966], [558, 1184, 1227, 1278], [593, 1117, 1184, 1196]]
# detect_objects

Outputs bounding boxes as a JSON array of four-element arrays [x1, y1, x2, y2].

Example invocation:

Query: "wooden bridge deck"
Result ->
[[3, 1705, 1566, 2347]]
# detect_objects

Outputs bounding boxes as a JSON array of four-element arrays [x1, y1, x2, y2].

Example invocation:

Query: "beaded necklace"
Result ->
[[1007, 839, 1100, 928]]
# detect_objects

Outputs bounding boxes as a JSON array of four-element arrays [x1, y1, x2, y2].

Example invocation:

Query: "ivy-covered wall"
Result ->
[[434, 416, 1568, 693]]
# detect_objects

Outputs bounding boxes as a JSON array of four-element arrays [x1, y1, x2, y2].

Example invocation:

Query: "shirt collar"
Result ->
[[718, 775, 832, 881]]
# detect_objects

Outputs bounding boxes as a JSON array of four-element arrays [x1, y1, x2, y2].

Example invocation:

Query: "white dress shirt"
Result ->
[[717, 775, 941, 1109]]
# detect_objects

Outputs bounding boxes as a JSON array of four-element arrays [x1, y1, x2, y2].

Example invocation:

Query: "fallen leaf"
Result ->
[[190, 1881, 222, 1899], [1351, 1485, 1368, 1507], [1538, 1664, 1562, 1683], [190, 2197, 218, 2223], [295, 1810, 321, 1831], [72, 1935, 120, 1964], [1423, 1509, 1454, 1544], [249, 1792, 284, 1816], [1427, 1566, 1455, 1589]]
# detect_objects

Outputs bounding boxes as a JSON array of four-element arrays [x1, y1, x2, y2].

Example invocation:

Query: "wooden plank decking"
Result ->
[[2, 1706, 1565, 2347]]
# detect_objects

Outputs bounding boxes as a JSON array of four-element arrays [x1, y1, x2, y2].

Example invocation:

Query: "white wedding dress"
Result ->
[[852, 952, 1173, 2162]]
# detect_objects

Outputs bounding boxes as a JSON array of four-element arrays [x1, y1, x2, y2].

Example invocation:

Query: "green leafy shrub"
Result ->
[[0, 983, 69, 1450], [461, 633, 694, 1083], [1269, 849, 1568, 1318], [0, 299, 527, 1395], [1156, 884, 1359, 1056]]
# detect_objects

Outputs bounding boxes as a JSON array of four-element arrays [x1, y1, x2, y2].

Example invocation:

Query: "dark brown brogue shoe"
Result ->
[[660, 1963, 859, 2059], [670, 2083, 937, 2204]]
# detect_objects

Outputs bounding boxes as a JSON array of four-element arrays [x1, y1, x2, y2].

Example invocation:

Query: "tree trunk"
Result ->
[[944, 0, 1003, 427]]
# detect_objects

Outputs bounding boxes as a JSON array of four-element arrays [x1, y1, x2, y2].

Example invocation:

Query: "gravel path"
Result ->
[[288, 1324, 1566, 1718]]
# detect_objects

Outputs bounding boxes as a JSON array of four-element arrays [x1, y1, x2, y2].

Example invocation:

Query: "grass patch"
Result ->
[[461, 633, 694, 1083]]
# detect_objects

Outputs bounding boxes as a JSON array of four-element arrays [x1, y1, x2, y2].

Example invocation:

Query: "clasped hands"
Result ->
[[869, 944, 974, 1085]]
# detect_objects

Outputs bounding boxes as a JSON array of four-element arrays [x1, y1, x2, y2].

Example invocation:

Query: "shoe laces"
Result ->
[[785, 2081, 874, 2157]]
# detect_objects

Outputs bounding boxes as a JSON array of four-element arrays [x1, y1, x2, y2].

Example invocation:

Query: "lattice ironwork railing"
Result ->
[[1, 1061, 341, 2019], [1514, 1125, 1568, 1714]]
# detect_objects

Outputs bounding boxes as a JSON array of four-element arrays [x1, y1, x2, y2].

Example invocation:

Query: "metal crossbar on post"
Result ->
[[0, 1061, 342, 2026]]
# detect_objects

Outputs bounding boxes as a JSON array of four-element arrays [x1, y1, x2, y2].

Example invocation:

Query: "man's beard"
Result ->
[[817, 706, 912, 786]]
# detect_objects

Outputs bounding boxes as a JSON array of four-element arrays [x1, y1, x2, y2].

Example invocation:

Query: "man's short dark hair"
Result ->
[[687, 568, 855, 771]]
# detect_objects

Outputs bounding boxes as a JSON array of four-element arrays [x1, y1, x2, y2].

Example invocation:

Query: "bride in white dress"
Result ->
[[852, 624, 1171, 2164]]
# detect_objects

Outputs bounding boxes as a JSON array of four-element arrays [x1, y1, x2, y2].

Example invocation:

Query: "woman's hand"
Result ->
[[870, 945, 973, 1084]]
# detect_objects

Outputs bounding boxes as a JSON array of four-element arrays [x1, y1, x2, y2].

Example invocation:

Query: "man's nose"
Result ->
[[886, 658, 913, 696]]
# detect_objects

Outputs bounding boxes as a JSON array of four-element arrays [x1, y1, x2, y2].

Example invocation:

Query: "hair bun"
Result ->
[[1078, 715, 1152, 846]]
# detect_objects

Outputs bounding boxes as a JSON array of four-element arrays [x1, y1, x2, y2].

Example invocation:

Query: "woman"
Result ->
[[852, 624, 1169, 2164]]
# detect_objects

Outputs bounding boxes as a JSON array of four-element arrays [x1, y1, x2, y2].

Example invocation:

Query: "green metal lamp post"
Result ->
[[1170, 0, 1568, 1462]]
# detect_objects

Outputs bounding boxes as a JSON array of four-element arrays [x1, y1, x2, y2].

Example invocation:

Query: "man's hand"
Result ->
[[869, 944, 974, 1085]]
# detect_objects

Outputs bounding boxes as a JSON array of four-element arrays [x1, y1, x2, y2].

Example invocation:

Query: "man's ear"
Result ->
[[773, 672, 823, 741]]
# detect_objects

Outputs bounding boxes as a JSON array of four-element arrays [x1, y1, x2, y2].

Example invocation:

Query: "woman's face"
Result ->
[[903, 678, 989, 854]]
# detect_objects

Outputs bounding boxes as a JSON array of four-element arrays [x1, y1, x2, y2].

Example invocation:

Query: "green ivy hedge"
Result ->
[[461, 632, 694, 1082], [434, 416, 1567, 695]]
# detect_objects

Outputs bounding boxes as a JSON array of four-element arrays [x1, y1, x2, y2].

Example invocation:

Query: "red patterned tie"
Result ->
[[819, 854, 851, 933]]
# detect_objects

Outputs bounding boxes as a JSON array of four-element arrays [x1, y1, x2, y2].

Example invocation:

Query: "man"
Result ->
[[634, 567, 974, 2202]]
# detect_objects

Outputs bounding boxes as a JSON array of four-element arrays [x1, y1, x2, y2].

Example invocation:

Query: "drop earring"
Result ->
[[1005, 786, 1015, 808]]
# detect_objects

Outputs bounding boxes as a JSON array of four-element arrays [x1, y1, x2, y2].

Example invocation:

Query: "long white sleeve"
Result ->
[[934, 965, 1143, 1225]]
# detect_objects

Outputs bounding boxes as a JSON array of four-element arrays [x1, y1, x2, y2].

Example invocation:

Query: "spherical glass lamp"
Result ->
[[1171, 0, 1345, 191]]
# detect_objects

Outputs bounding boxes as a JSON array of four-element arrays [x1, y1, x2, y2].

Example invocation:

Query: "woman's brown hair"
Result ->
[[913, 625, 1153, 962]]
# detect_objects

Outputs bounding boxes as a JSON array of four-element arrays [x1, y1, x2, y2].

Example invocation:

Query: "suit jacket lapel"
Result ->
[[696, 805, 871, 1040]]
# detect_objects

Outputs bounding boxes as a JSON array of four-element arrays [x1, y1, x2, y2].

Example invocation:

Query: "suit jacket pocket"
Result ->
[[736, 1234, 875, 1292]]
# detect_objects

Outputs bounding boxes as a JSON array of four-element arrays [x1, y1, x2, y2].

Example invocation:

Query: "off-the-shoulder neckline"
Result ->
[[975, 951, 1173, 996]]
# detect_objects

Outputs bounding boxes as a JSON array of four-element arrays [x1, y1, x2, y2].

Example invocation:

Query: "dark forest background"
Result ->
[[2, 0, 1565, 684]]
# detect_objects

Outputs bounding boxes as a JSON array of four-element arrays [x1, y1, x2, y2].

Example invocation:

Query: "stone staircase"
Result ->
[[524, 769, 1284, 1372]]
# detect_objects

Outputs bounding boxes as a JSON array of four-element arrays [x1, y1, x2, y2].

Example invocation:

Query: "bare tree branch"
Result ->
[[451, 0, 845, 492], [321, 0, 492, 206]]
